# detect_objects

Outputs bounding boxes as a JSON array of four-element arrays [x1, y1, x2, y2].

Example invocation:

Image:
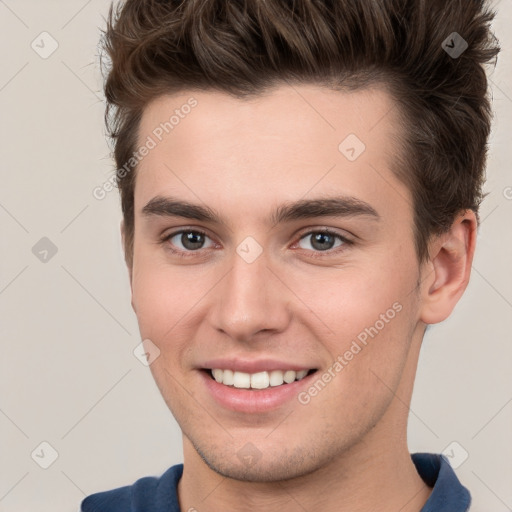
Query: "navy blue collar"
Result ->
[[413, 453, 471, 511]]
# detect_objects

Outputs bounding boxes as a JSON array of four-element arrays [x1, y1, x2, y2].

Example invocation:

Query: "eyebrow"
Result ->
[[141, 195, 380, 226]]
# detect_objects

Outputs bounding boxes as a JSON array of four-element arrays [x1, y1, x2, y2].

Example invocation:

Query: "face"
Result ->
[[128, 84, 427, 481]]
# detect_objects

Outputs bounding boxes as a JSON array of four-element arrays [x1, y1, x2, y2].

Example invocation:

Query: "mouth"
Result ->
[[198, 359, 321, 413], [205, 368, 318, 390]]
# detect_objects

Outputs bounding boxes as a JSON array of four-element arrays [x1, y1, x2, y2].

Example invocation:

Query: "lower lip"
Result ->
[[200, 370, 316, 413]]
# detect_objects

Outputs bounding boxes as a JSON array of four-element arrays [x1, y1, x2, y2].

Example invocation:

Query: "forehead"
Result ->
[[134, 83, 411, 227], [138, 83, 398, 157]]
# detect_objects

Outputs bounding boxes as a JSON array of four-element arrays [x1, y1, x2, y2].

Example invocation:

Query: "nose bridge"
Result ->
[[211, 245, 289, 340]]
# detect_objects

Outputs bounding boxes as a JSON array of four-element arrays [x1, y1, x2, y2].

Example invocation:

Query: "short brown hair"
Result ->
[[100, 0, 499, 268]]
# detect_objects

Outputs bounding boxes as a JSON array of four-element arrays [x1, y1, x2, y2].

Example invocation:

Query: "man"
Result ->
[[81, 0, 499, 510]]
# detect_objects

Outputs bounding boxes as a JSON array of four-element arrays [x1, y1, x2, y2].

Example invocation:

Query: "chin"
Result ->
[[191, 436, 337, 483]]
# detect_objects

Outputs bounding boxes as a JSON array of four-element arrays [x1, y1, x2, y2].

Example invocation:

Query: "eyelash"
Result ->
[[159, 228, 353, 259]]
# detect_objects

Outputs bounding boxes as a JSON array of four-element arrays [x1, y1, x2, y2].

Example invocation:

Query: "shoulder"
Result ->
[[80, 464, 183, 512]]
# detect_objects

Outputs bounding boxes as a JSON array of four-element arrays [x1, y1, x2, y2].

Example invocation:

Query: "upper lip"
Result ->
[[200, 358, 316, 373]]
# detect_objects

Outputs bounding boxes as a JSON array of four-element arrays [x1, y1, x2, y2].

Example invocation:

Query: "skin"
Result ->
[[122, 83, 477, 512]]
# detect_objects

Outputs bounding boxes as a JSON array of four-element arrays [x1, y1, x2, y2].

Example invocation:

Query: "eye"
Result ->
[[162, 229, 215, 254], [160, 227, 352, 259], [296, 229, 351, 254]]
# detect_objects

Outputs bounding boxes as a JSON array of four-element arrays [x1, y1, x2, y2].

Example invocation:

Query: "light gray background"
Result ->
[[0, 1, 511, 511]]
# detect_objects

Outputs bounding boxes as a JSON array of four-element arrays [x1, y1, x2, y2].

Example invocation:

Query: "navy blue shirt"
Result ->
[[80, 452, 470, 511]]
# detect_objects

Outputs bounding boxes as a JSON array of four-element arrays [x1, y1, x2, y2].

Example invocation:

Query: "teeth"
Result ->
[[233, 371, 251, 389], [210, 369, 312, 389], [250, 371, 270, 389], [223, 369, 234, 386], [283, 370, 296, 384], [269, 370, 284, 387]]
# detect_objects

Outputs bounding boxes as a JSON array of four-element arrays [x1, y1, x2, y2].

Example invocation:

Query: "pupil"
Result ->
[[312, 233, 334, 251], [182, 232, 204, 250]]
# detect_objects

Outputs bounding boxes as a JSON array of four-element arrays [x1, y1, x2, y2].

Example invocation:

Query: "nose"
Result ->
[[209, 248, 291, 342]]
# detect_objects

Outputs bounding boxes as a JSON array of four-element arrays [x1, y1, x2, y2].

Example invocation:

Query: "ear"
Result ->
[[419, 210, 478, 325], [120, 220, 133, 288]]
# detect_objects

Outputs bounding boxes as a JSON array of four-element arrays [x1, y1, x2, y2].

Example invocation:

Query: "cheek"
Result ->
[[131, 264, 199, 403], [288, 254, 417, 344], [130, 255, 219, 370], [288, 246, 420, 388], [295, 295, 417, 436], [131, 259, 191, 340]]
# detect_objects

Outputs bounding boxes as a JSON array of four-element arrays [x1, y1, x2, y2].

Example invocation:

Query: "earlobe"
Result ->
[[419, 210, 478, 325]]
